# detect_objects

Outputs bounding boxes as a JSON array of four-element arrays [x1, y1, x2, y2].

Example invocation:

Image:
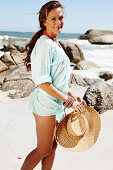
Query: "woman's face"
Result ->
[[43, 7, 64, 36]]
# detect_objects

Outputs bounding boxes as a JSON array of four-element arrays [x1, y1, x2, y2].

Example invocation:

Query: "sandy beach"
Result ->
[[0, 86, 113, 170]]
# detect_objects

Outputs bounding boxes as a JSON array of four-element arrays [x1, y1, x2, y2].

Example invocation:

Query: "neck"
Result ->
[[45, 30, 57, 42], [43, 30, 61, 48]]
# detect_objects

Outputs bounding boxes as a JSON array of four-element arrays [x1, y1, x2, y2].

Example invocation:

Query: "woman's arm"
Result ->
[[38, 82, 68, 102], [38, 83, 82, 114]]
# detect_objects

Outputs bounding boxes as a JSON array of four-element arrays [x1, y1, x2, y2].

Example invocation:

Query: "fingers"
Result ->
[[67, 93, 87, 113], [82, 100, 86, 105], [71, 96, 87, 114], [71, 95, 85, 105], [72, 101, 82, 114], [76, 97, 86, 105]]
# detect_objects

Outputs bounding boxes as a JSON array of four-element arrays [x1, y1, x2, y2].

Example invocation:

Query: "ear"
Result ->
[[43, 19, 46, 26]]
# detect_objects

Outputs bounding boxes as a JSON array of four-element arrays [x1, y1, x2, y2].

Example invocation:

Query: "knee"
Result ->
[[35, 140, 57, 159], [35, 146, 52, 159]]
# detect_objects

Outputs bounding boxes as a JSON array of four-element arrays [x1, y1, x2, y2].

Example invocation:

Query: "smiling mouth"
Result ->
[[54, 27, 62, 29]]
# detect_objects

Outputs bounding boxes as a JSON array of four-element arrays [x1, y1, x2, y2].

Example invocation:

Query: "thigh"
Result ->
[[33, 113, 56, 153]]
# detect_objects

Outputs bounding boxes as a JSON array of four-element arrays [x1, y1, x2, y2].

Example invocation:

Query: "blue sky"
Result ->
[[0, 0, 113, 33]]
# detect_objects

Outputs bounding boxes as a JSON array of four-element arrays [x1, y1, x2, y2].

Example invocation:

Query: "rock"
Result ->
[[3, 65, 31, 82], [83, 82, 113, 113], [99, 71, 113, 81], [8, 91, 28, 99], [0, 44, 17, 52], [84, 78, 102, 86], [13, 44, 26, 53], [10, 50, 27, 65], [0, 60, 9, 73], [74, 60, 99, 70], [89, 35, 113, 44], [1, 78, 35, 98], [0, 53, 15, 67], [59, 40, 84, 63], [78, 29, 113, 44], [69, 73, 101, 87], [0, 44, 26, 53], [69, 74, 86, 87], [0, 64, 35, 99]]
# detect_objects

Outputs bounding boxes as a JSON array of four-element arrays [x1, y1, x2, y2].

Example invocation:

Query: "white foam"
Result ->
[[69, 38, 113, 70]]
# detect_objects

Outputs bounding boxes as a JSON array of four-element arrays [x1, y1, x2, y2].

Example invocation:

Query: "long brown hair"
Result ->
[[24, 1, 64, 71]]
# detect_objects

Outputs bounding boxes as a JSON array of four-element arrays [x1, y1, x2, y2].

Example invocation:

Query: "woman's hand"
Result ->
[[71, 100, 82, 114], [68, 91, 86, 106], [74, 96, 86, 105]]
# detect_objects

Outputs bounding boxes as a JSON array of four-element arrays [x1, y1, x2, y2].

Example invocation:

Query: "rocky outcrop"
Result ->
[[83, 82, 113, 113], [78, 29, 113, 44], [74, 60, 99, 70], [59, 40, 85, 63]]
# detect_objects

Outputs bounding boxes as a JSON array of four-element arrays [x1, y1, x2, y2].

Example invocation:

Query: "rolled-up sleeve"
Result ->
[[31, 40, 53, 86]]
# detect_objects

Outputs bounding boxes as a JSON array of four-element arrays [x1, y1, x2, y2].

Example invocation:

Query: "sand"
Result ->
[[0, 87, 113, 170]]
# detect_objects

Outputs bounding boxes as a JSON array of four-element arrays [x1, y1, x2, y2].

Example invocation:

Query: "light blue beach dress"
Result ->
[[29, 35, 70, 122]]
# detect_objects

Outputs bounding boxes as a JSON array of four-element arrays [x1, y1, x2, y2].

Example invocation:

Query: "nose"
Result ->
[[55, 19, 61, 26]]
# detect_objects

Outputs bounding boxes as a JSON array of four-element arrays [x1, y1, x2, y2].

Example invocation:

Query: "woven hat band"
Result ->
[[66, 112, 87, 140]]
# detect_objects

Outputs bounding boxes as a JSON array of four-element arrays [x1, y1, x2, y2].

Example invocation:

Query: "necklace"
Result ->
[[43, 30, 61, 48]]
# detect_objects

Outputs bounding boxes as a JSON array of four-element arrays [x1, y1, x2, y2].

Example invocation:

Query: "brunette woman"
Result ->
[[21, 1, 85, 170]]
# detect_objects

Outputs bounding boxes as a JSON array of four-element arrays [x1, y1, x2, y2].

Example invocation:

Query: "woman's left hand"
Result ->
[[74, 96, 86, 105], [68, 92, 86, 105]]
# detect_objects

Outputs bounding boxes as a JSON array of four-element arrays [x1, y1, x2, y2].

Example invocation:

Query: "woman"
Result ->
[[21, 1, 85, 170]]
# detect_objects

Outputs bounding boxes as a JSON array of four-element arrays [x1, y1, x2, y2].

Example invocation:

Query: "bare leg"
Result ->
[[21, 113, 56, 170], [41, 137, 58, 170]]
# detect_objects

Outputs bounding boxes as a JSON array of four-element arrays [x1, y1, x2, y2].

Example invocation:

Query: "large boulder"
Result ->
[[0, 64, 35, 98], [78, 29, 113, 44], [2, 78, 35, 99], [89, 35, 113, 44], [3, 65, 31, 82], [59, 40, 85, 63], [83, 82, 113, 113]]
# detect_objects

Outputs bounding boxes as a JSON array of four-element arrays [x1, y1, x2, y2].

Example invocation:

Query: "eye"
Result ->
[[51, 18, 56, 21], [59, 16, 64, 21]]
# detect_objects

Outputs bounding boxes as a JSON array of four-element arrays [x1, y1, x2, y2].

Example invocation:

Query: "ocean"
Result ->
[[0, 31, 113, 84], [0, 31, 81, 47]]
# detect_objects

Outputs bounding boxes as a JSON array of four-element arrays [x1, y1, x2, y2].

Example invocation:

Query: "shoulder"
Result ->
[[35, 35, 56, 50]]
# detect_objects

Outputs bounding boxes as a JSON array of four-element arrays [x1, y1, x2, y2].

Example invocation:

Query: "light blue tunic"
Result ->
[[29, 35, 70, 122]]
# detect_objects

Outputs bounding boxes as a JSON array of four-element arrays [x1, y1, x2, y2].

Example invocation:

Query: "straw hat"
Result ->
[[55, 105, 101, 152]]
